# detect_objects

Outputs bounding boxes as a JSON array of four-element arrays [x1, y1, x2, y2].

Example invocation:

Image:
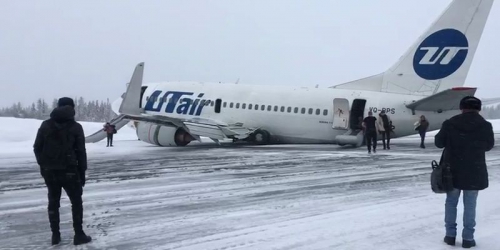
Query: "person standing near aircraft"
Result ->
[[103, 122, 116, 147], [377, 110, 393, 149], [362, 111, 378, 153], [33, 97, 92, 246], [414, 115, 429, 148], [435, 96, 494, 248]]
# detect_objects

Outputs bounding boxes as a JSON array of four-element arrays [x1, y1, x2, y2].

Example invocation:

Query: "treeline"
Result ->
[[0, 97, 117, 122], [481, 104, 500, 119]]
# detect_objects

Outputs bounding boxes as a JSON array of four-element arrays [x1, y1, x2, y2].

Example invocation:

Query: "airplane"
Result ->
[[86, 0, 496, 148]]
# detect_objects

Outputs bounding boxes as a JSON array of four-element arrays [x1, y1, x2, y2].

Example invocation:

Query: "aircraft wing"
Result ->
[[405, 87, 477, 113], [116, 62, 257, 141]]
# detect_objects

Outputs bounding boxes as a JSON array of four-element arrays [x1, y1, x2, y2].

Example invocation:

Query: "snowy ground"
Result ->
[[1, 117, 499, 250]]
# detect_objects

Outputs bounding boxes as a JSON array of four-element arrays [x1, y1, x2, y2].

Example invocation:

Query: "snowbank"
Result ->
[[0, 117, 144, 158]]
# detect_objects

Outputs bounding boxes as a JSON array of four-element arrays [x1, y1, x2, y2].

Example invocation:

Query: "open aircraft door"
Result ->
[[332, 98, 349, 129]]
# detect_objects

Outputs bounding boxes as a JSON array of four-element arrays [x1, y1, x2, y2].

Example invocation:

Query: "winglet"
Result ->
[[119, 62, 144, 115]]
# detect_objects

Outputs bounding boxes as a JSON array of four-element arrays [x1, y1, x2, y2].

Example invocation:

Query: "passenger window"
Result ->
[[210, 101, 214, 106], [248, 104, 253, 109], [301, 108, 306, 114], [267, 105, 272, 111], [316, 109, 320, 115], [294, 107, 298, 113], [230, 102, 234, 108], [236, 103, 240, 109], [215, 99, 222, 113], [323, 109, 328, 116], [280, 106, 285, 112], [274, 106, 278, 112], [223, 102, 227, 108], [308, 108, 313, 114], [287, 107, 292, 113], [242, 103, 246, 109], [261, 105, 265, 111], [255, 104, 259, 110]]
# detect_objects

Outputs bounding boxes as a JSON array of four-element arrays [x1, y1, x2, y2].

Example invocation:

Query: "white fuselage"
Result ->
[[135, 81, 457, 144]]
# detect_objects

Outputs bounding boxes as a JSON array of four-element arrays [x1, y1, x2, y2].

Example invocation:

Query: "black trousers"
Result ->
[[381, 130, 391, 148], [107, 133, 113, 146], [365, 130, 377, 151], [419, 131, 426, 147], [43, 170, 84, 234]]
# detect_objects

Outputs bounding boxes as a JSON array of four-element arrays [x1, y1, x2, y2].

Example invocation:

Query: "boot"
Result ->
[[72, 203, 92, 245], [444, 236, 455, 246], [52, 232, 61, 245], [48, 209, 61, 245], [462, 239, 476, 248], [74, 231, 92, 245]]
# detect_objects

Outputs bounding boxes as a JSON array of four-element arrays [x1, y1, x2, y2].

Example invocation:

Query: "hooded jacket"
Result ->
[[435, 112, 494, 190], [33, 106, 87, 176]]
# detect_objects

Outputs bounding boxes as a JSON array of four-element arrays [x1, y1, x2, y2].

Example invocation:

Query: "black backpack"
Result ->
[[40, 121, 77, 170]]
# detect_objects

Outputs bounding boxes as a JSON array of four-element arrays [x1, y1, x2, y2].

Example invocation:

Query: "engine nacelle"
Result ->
[[135, 122, 194, 146]]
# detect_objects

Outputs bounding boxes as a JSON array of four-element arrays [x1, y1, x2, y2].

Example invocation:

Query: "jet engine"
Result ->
[[135, 122, 194, 146]]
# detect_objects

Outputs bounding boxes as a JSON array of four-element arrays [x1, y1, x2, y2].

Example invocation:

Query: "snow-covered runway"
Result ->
[[1, 118, 499, 249]]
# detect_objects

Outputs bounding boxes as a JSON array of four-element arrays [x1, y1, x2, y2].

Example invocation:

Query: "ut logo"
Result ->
[[413, 29, 469, 80], [417, 46, 468, 65]]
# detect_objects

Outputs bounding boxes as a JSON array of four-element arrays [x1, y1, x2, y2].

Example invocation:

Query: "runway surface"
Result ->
[[1, 135, 500, 249]]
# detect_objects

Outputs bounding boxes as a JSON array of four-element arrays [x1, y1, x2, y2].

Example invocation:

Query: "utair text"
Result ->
[[144, 90, 209, 116]]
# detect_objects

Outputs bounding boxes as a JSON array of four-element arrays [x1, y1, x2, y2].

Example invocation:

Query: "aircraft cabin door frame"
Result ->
[[332, 98, 350, 129]]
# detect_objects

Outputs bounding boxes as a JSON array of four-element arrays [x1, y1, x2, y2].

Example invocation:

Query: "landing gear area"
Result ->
[[250, 129, 271, 145], [231, 129, 272, 145]]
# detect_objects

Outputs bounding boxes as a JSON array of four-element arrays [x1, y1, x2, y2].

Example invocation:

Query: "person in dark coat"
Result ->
[[435, 96, 494, 248], [33, 97, 92, 246], [362, 111, 379, 153], [415, 115, 429, 148], [103, 122, 116, 147]]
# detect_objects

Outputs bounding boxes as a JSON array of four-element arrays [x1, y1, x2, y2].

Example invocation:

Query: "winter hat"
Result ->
[[57, 97, 75, 108], [459, 96, 482, 111]]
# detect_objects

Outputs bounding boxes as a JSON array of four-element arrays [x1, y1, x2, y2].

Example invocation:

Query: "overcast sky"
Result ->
[[1, 0, 499, 107]]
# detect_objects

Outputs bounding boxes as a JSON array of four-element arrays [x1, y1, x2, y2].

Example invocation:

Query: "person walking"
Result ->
[[435, 96, 494, 248], [377, 110, 393, 149], [415, 115, 430, 148], [362, 111, 378, 153], [103, 122, 116, 147]]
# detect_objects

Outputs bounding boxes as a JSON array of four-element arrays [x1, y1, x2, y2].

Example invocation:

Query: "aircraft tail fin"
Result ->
[[119, 62, 144, 116], [333, 0, 494, 96]]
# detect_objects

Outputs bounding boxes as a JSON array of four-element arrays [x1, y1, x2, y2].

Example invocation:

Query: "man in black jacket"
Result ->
[[435, 96, 494, 248], [33, 97, 92, 246], [362, 111, 378, 153]]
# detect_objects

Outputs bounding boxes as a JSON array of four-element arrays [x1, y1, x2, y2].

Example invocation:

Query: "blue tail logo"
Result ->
[[413, 29, 469, 80]]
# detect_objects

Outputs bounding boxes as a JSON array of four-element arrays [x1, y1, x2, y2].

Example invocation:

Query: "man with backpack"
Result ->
[[33, 97, 92, 246], [103, 122, 117, 147], [435, 96, 494, 248]]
